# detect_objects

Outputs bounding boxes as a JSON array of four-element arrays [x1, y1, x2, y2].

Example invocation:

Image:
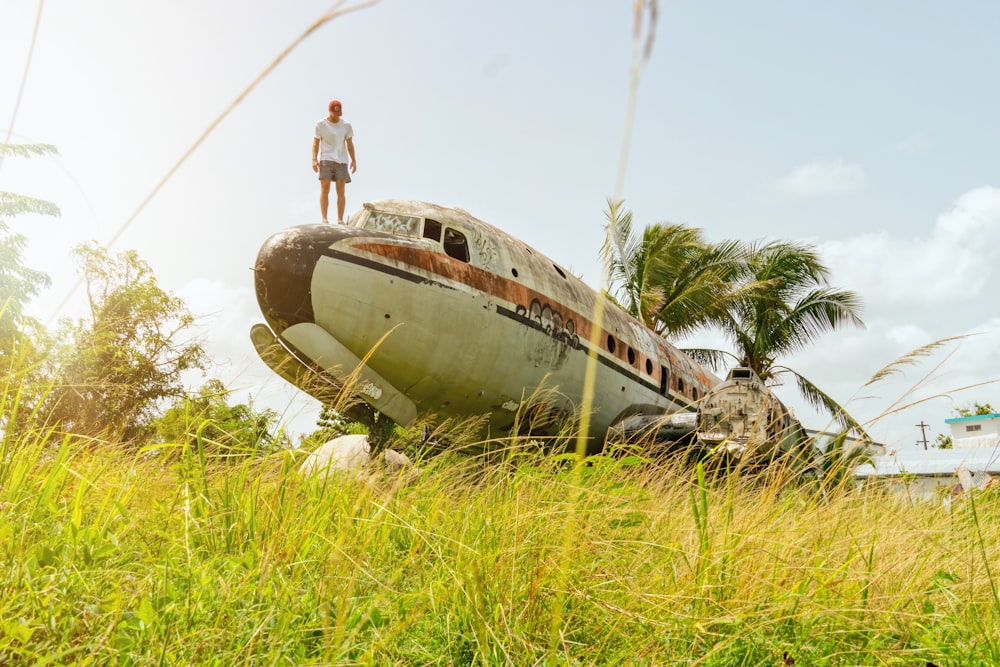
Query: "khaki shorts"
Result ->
[[319, 160, 351, 183]]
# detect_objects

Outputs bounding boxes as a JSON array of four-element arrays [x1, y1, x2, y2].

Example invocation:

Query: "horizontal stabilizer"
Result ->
[[610, 411, 699, 443]]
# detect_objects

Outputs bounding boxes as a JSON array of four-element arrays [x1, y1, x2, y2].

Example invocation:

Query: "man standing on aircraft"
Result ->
[[312, 99, 356, 224]]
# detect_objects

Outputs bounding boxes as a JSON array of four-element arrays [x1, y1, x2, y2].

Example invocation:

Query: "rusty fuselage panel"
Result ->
[[253, 199, 720, 450]]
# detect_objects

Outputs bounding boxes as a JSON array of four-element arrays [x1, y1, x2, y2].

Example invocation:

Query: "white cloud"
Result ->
[[818, 186, 1000, 312], [935, 185, 1000, 237], [884, 324, 932, 349], [775, 161, 867, 197], [778, 187, 1000, 448], [820, 231, 989, 309]]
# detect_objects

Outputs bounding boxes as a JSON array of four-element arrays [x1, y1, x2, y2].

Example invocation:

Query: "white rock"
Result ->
[[299, 434, 371, 477], [383, 448, 413, 473]]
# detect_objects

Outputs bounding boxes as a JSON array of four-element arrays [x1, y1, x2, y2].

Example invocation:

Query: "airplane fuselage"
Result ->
[[252, 200, 719, 450]]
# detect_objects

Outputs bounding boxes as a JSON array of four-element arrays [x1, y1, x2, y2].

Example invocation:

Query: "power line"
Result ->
[[1, 0, 46, 177]]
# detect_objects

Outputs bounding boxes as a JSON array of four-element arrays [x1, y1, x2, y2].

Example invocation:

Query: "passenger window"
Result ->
[[423, 218, 442, 242], [443, 228, 470, 262]]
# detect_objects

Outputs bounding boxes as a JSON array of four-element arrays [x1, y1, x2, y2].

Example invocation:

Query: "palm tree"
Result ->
[[686, 240, 868, 437], [601, 199, 743, 338], [602, 201, 868, 438]]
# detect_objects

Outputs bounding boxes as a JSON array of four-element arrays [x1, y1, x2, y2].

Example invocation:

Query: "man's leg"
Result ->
[[335, 180, 347, 223], [319, 179, 332, 222]]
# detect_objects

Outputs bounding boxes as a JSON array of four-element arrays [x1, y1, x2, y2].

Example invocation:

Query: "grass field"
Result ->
[[1, 424, 998, 666]]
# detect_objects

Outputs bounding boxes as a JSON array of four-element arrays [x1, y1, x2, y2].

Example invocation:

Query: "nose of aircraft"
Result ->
[[253, 224, 353, 332]]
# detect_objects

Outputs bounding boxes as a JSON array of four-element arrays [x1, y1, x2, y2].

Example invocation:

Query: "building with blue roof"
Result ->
[[855, 413, 1000, 502]]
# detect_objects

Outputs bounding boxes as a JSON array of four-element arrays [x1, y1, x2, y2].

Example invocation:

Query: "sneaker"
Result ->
[[337, 220, 345, 224], [322, 219, 329, 224]]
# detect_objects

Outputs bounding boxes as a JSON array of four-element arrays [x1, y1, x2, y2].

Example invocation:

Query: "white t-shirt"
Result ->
[[314, 118, 354, 163]]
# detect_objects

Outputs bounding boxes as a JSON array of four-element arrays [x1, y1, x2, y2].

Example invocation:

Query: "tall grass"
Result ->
[[2, 406, 999, 665]]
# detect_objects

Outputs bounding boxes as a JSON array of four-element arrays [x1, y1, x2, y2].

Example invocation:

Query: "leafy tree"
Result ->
[[0, 143, 58, 434], [933, 433, 952, 450], [0, 143, 57, 364], [299, 402, 398, 452], [314, 403, 369, 437], [44, 243, 207, 445], [154, 379, 286, 456], [956, 402, 995, 417], [601, 199, 744, 338], [298, 404, 368, 449]]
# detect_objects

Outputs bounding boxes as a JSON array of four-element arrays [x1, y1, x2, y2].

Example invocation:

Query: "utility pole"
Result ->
[[916, 421, 930, 450]]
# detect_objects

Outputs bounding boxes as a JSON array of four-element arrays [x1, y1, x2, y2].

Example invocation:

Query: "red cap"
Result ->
[[328, 100, 342, 111]]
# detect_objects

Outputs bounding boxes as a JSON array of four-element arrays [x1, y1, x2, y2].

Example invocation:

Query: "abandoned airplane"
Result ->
[[250, 199, 803, 456]]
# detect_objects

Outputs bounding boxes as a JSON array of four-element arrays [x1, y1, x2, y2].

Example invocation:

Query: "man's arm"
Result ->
[[312, 137, 320, 172], [346, 137, 357, 173]]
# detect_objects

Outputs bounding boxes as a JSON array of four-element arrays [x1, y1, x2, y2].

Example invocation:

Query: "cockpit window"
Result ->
[[363, 211, 421, 237], [360, 209, 470, 262], [443, 228, 470, 262], [423, 218, 442, 242]]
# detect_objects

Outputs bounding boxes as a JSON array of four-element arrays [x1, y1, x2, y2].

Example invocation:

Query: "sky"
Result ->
[[2, 1, 998, 458]]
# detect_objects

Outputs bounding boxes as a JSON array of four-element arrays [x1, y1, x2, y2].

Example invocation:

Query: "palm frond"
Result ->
[[782, 366, 870, 441], [600, 198, 638, 313], [600, 199, 631, 277], [646, 227, 743, 338], [774, 286, 865, 357], [747, 239, 831, 289], [680, 347, 737, 372]]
